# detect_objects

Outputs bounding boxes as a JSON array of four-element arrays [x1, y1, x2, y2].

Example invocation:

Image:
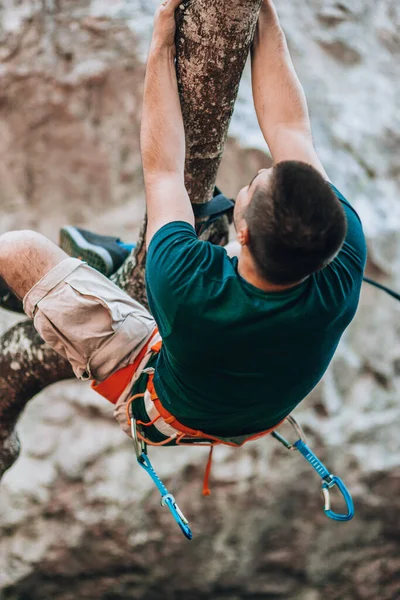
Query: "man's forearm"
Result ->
[[140, 45, 186, 180], [252, 1, 311, 148]]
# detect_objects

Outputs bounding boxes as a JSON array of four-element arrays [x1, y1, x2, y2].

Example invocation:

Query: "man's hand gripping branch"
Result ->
[[141, 0, 194, 248]]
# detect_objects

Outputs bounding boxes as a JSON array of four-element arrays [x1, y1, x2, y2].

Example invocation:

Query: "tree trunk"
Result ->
[[0, 0, 262, 477], [176, 0, 262, 206]]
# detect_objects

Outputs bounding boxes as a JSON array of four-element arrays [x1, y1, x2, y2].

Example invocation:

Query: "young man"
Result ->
[[0, 0, 366, 446]]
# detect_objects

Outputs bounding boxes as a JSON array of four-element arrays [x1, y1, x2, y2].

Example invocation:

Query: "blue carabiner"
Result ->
[[322, 475, 354, 522], [161, 493, 193, 539], [294, 440, 354, 522]]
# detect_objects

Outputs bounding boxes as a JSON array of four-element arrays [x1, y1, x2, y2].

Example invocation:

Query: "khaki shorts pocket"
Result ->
[[30, 262, 156, 381]]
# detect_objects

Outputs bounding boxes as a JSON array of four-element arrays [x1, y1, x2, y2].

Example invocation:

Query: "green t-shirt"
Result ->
[[145, 185, 367, 437]]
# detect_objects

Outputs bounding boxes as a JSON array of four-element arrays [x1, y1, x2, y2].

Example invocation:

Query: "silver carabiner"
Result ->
[[271, 415, 307, 450], [131, 415, 146, 459]]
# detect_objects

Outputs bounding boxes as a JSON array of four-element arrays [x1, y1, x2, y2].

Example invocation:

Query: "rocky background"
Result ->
[[1, 1, 400, 599]]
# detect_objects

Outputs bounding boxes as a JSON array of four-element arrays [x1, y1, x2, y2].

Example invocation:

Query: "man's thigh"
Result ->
[[24, 258, 156, 381]]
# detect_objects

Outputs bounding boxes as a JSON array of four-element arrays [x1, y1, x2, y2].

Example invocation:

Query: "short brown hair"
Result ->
[[245, 161, 347, 285]]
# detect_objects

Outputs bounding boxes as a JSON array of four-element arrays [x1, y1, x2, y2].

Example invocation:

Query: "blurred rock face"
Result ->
[[0, 0, 150, 240], [0, 1, 400, 599]]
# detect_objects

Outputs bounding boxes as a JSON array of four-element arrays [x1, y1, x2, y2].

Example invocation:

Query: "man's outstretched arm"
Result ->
[[141, 0, 194, 248], [251, 0, 329, 179]]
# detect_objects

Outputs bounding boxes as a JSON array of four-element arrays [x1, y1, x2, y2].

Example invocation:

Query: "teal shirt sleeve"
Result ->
[[145, 221, 216, 337]]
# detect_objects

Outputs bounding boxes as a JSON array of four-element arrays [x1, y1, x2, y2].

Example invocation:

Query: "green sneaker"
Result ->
[[59, 227, 132, 276]]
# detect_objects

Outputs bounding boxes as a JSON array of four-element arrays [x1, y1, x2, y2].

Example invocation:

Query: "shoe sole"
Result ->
[[59, 226, 114, 276]]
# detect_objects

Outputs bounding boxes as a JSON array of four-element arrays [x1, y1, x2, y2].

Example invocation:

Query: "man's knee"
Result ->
[[1, 230, 50, 253], [0, 230, 22, 253], [0, 230, 67, 299], [0, 229, 63, 274], [1, 230, 46, 263]]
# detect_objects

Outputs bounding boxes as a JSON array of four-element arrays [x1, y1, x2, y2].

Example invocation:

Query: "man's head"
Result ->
[[234, 161, 347, 285]]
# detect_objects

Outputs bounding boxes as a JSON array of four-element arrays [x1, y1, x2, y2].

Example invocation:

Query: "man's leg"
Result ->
[[0, 230, 68, 300], [0, 228, 136, 313], [2, 229, 155, 382], [0, 229, 156, 478]]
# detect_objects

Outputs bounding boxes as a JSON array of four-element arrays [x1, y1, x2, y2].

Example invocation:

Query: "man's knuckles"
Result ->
[[163, 0, 184, 9], [157, 0, 183, 16]]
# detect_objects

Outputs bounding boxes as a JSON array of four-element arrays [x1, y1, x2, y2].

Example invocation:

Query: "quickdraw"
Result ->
[[271, 416, 354, 522], [131, 418, 193, 540]]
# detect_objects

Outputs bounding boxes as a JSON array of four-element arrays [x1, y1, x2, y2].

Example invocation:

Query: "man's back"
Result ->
[[146, 185, 367, 437]]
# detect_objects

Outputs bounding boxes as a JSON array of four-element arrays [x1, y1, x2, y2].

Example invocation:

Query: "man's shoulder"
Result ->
[[329, 184, 367, 272]]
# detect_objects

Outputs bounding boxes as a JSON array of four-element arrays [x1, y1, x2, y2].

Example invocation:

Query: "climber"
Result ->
[[0, 0, 366, 445]]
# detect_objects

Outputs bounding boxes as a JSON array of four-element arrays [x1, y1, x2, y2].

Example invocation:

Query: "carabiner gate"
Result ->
[[131, 409, 146, 460]]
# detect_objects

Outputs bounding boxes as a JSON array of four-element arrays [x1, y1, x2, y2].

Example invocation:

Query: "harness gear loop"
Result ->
[[132, 350, 353, 530]]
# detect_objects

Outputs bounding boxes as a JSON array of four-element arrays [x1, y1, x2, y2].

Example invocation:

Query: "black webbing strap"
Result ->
[[193, 187, 235, 235]]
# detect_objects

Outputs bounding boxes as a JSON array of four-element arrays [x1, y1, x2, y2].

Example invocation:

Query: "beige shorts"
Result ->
[[23, 258, 157, 382]]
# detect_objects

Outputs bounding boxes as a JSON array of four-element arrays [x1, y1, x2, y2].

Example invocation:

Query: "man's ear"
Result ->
[[237, 225, 249, 246]]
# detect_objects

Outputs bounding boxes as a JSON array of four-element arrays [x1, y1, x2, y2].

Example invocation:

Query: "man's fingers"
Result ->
[[151, 0, 183, 48], [160, 0, 183, 12]]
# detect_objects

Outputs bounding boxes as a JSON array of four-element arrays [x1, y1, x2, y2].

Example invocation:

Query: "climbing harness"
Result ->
[[0, 190, 397, 537], [94, 337, 354, 540], [129, 406, 354, 540]]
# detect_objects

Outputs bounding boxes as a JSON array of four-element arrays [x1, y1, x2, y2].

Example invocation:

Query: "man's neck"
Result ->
[[237, 252, 302, 292]]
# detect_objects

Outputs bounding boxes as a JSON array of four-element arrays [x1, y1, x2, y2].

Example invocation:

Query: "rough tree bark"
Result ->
[[0, 0, 262, 477]]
